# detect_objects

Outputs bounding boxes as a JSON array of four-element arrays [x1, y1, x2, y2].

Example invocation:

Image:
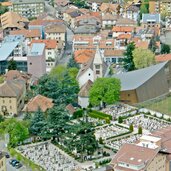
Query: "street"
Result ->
[[0, 139, 30, 171]]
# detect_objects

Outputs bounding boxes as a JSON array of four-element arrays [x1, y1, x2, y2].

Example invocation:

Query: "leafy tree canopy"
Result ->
[[89, 78, 121, 107], [8, 59, 17, 71], [133, 48, 155, 69]]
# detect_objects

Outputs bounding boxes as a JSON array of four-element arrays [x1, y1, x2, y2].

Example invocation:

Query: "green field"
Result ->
[[142, 96, 171, 115]]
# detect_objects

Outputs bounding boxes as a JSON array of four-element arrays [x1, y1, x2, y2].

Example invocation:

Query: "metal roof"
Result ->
[[29, 43, 45, 56], [113, 62, 168, 91], [142, 14, 160, 23], [0, 42, 19, 61]]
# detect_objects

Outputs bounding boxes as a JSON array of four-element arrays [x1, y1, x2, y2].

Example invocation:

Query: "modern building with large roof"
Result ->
[[113, 61, 171, 104]]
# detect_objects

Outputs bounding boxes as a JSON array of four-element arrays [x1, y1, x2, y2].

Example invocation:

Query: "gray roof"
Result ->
[[113, 62, 168, 91], [0, 42, 19, 61], [142, 14, 160, 24], [74, 25, 99, 34], [29, 43, 45, 56]]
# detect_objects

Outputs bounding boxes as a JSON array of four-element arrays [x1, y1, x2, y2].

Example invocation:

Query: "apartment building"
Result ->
[[149, 0, 171, 15], [13, 0, 45, 18], [110, 126, 171, 171], [0, 11, 28, 37], [45, 24, 66, 46], [0, 80, 26, 116]]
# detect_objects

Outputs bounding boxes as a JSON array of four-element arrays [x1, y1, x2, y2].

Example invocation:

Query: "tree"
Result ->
[[123, 42, 136, 71], [89, 78, 121, 108], [161, 44, 170, 54], [42, 105, 70, 141], [29, 108, 46, 136], [138, 126, 143, 134], [133, 48, 155, 69], [0, 4, 8, 15], [8, 59, 17, 70], [129, 124, 134, 132], [0, 119, 29, 147], [148, 37, 157, 53], [99, 137, 103, 144], [67, 56, 79, 69]]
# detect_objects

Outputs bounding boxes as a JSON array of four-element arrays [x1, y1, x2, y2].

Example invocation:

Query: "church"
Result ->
[[77, 47, 108, 108]]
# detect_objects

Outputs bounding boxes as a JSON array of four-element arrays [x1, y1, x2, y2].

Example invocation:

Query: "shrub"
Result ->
[[88, 110, 112, 120], [129, 124, 134, 132], [138, 126, 142, 134], [99, 137, 103, 144], [73, 109, 84, 119], [118, 116, 123, 123]]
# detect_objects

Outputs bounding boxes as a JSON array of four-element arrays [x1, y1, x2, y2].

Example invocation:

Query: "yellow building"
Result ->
[[149, 0, 171, 16], [0, 153, 6, 171], [45, 25, 66, 47], [0, 80, 26, 116]]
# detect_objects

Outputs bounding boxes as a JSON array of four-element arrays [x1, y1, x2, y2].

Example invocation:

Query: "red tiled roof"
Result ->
[[10, 29, 41, 38], [23, 94, 54, 112], [30, 39, 57, 49], [155, 54, 171, 62], [112, 26, 134, 32]]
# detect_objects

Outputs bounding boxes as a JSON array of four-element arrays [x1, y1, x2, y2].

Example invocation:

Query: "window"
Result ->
[[10, 106, 12, 109], [9, 100, 11, 103], [48, 52, 51, 55], [30, 62, 32, 65], [2, 100, 5, 103], [128, 94, 130, 97], [96, 70, 100, 74], [95, 65, 100, 69], [88, 73, 91, 76]]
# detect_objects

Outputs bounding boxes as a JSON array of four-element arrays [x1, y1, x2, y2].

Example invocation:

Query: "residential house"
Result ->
[[113, 61, 171, 104], [73, 35, 115, 52], [0, 152, 7, 171], [110, 125, 171, 171], [110, 135, 167, 171], [10, 29, 41, 43], [0, 80, 26, 115], [0, 35, 27, 74], [99, 3, 120, 15], [142, 13, 161, 29], [78, 80, 93, 108], [102, 13, 119, 29], [112, 26, 134, 38], [123, 4, 139, 21], [5, 70, 32, 89], [12, 0, 45, 18], [30, 39, 62, 72], [23, 94, 54, 113], [27, 43, 46, 78], [45, 24, 66, 47], [115, 17, 137, 26], [63, 8, 83, 28], [103, 49, 124, 64], [0, 11, 29, 37], [29, 19, 63, 39]]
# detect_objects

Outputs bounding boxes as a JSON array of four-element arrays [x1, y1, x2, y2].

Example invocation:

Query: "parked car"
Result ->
[[10, 159, 19, 167], [15, 163, 23, 169], [5, 153, 10, 158]]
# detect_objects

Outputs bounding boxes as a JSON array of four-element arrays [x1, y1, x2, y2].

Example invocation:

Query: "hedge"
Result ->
[[88, 110, 112, 120]]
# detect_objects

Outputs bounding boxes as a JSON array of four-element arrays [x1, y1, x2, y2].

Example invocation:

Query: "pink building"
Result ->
[[27, 43, 46, 78]]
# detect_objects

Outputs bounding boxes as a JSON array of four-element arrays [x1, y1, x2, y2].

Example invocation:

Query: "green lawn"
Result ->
[[143, 96, 171, 115]]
